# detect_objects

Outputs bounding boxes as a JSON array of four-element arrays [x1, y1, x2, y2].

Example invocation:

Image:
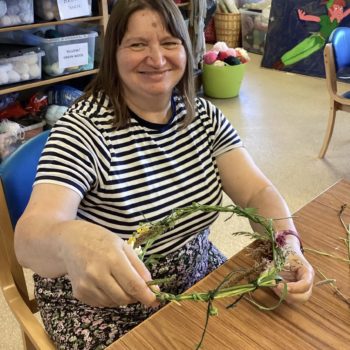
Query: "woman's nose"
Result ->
[[147, 45, 166, 66]]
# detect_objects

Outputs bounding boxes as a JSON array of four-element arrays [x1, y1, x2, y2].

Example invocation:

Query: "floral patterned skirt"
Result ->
[[34, 229, 226, 350]]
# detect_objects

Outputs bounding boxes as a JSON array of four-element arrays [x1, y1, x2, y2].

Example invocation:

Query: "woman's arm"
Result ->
[[14, 183, 157, 308], [216, 147, 314, 303]]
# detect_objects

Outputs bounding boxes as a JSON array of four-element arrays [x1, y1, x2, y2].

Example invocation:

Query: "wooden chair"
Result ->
[[319, 27, 350, 158], [0, 130, 55, 349]]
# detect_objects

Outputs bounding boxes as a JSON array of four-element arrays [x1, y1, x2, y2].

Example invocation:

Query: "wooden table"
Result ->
[[109, 179, 350, 350]]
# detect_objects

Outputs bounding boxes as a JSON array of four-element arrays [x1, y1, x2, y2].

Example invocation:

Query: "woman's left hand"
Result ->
[[273, 248, 315, 304]]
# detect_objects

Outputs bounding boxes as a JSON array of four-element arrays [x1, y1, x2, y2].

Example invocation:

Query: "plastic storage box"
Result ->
[[240, 9, 268, 55], [18, 24, 98, 77], [0, 44, 44, 86], [0, 0, 34, 28], [34, 0, 92, 21]]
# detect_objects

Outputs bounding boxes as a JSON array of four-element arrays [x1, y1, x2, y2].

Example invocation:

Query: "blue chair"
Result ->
[[319, 27, 350, 158], [0, 130, 55, 349]]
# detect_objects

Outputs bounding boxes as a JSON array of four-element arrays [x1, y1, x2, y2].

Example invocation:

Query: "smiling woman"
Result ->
[[14, 0, 314, 349], [116, 9, 187, 123]]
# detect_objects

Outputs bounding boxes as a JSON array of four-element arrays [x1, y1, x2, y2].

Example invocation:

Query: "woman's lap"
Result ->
[[34, 229, 226, 349]]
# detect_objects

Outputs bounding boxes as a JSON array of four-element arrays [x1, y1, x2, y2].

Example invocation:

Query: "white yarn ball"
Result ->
[[57, 106, 68, 115], [0, 1, 7, 18], [14, 62, 29, 74], [53, 6, 59, 19], [23, 53, 38, 65], [0, 15, 12, 27], [0, 70, 8, 85], [7, 5, 20, 16], [20, 72, 30, 81], [20, 13, 32, 23], [50, 62, 64, 76], [29, 63, 41, 78], [0, 63, 12, 72], [10, 15, 21, 25], [43, 0, 53, 11], [45, 10, 55, 20], [18, 0, 31, 11], [8, 70, 21, 83]]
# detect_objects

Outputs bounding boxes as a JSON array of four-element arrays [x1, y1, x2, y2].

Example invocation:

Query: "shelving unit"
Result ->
[[0, 0, 109, 96], [0, 0, 194, 96]]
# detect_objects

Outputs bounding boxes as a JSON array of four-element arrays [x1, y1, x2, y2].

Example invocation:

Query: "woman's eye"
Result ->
[[130, 43, 146, 51], [162, 41, 181, 49]]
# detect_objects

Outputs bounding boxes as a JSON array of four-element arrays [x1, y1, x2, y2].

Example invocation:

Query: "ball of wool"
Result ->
[[0, 63, 12, 72], [13, 62, 29, 74], [43, 0, 54, 11], [213, 60, 226, 67], [0, 70, 9, 85], [217, 51, 231, 61], [0, 1, 7, 18], [18, 0, 31, 11], [226, 48, 237, 57], [8, 70, 21, 83], [21, 72, 30, 81], [0, 15, 12, 26], [212, 41, 229, 52], [28, 64, 41, 78], [7, 5, 20, 16], [235, 48, 250, 62], [224, 56, 241, 66], [203, 51, 218, 64], [45, 29, 60, 38]]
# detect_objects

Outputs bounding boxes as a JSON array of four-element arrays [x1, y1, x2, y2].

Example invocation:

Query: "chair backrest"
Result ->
[[0, 130, 49, 305], [1, 130, 50, 227], [329, 27, 350, 73], [0, 130, 55, 349]]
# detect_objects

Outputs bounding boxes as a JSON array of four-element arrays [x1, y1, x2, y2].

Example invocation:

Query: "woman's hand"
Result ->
[[273, 247, 314, 304], [60, 227, 159, 308], [15, 183, 158, 309]]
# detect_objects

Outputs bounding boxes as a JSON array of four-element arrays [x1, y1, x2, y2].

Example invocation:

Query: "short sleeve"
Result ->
[[34, 101, 110, 198], [196, 97, 243, 157]]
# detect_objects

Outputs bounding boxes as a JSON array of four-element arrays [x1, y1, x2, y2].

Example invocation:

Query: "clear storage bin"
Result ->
[[240, 9, 268, 55], [0, 44, 44, 86], [0, 0, 34, 28], [34, 0, 92, 21], [17, 24, 98, 77]]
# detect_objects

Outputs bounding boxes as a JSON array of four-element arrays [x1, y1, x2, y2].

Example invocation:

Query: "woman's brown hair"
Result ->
[[84, 0, 196, 128]]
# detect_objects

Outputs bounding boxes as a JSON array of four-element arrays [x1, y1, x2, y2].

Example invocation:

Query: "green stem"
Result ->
[[304, 247, 350, 263]]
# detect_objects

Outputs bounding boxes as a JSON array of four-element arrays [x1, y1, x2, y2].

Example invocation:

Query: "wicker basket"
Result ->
[[214, 12, 241, 48]]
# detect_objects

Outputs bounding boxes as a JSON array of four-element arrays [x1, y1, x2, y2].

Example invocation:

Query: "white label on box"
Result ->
[[57, 0, 90, 20], [58, 43, 88, 69]]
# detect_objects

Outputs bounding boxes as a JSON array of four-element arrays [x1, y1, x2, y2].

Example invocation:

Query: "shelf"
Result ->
[[0, 69, 98, 95], [0, 16, 104, 33], [0, 0, 109, 95]]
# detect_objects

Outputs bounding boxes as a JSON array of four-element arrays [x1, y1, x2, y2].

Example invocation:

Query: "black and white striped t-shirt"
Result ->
[[35, 94, 242, 256]]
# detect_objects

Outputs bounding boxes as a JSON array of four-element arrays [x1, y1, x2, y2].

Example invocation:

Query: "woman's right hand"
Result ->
[[15, 183, 158, 308], [59, 226, 158, 308]]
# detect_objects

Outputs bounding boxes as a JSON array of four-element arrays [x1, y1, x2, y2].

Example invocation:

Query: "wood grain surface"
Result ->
[[109, 179, 350, 350]]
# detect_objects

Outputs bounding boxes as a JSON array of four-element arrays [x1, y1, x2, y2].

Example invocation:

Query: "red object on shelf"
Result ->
[[205, 18, 216, 44]]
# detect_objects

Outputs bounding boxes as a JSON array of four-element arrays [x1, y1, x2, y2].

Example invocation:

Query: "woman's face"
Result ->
[[116, 9, 187, 103]]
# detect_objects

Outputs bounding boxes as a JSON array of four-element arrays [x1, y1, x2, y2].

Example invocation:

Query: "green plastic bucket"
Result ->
[[202, 63, 246, 98]]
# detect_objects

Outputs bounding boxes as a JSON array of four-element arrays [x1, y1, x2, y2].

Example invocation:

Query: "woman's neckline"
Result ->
[[128, 96, 176, 131]]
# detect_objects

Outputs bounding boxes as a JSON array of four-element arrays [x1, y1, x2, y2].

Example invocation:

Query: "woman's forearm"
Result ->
[[14, 216, 107, 278]]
